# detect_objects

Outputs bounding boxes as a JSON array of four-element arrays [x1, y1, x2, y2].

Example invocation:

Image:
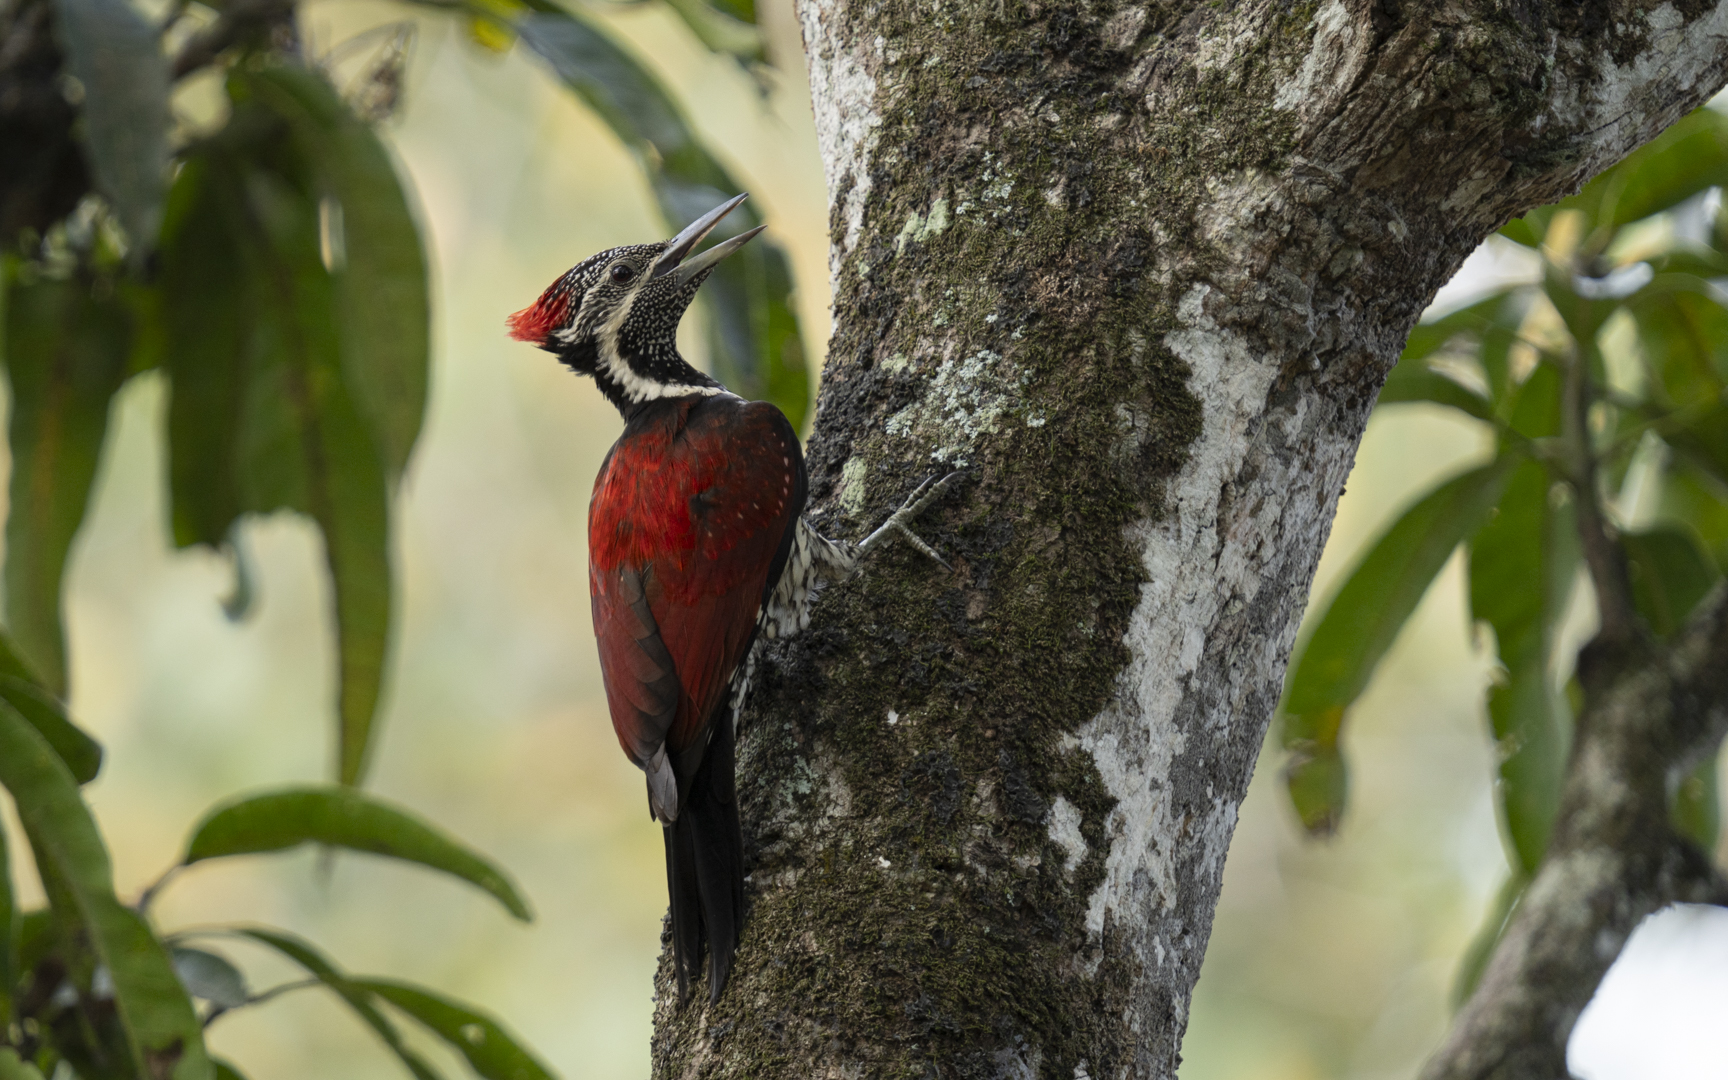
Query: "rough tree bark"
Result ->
[[650, 3, 1728, 1077]]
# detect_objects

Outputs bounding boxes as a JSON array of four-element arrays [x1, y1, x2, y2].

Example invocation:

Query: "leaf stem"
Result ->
[[133, 863, 182, 915], [203, 978, 322, 1028]]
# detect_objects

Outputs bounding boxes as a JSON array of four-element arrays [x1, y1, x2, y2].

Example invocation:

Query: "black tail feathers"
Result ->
[[662, 716, 745, 1005]]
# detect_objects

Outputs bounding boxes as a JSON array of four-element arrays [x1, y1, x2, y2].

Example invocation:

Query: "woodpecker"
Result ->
[[508, 194, 955, 1004]]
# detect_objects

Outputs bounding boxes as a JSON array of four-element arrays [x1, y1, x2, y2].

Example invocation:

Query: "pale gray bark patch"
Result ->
[[797, 0, 880, 280]]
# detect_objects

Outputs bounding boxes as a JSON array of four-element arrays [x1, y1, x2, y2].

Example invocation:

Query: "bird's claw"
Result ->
[[858, 470, 963, 571], [893, 522, 953, 572]]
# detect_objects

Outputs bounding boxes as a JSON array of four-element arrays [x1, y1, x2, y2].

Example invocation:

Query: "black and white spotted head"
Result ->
[[508, 194, 765, 412]]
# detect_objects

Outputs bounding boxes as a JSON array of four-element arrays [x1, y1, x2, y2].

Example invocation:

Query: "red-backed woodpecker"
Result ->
[[508, 194, 955, 1004]]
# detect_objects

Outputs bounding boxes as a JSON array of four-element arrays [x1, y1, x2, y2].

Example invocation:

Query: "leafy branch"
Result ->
[[1280, 102, 1728, 1075]]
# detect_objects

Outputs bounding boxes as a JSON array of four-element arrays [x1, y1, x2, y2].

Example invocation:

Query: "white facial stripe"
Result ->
[[592, 267, 723, 404]]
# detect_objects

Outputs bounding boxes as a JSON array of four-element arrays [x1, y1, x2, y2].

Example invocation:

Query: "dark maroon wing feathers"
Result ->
[[589, 396, 804, 785], [590, 562, 680, 770]]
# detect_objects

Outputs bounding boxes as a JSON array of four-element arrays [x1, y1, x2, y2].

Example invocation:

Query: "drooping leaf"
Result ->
[[1399, 290, 1528, 407], [171, 947, 249, 1010], [1671, 748, 1721, 854], [1282, 458, 1519, 831], [0, 624, 100, 784], [506, 3, 809, 427], [1377, 358, 1494, 421], [245, 66, 431, 483], [356, 979, 559, 1080], [0, 700, 210, 1080], [49, 0, 170, 249], [1453, 872, 1528, 1009], [183, 786, 531, 921], [159, 73, 397, 785], [234, 928, 445, 1080], [1623, 526, 1721, 637], [0, 676, 100, 785], [0, 276, 131, 695], [1469, 460, 1576, 874], [1285, 458, 1519, 718]]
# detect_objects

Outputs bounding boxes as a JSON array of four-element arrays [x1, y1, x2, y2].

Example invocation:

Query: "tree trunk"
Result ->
[[650, 3, 1728, 1076]]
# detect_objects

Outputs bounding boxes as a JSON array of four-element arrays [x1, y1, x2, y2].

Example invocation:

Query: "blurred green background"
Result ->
[[4, 2, 1725, 1076]]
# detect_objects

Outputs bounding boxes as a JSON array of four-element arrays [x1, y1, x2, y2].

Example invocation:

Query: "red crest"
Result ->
[[507, 280, 573, 344]]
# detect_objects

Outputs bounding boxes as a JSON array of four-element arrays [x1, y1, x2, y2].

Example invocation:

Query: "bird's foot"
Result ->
[[857, 471, 963, 571]]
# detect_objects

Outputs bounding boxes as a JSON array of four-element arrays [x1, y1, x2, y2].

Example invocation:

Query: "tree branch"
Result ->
[[1563, 345, 1642, 654], [1423, 583, 1728, 1080]]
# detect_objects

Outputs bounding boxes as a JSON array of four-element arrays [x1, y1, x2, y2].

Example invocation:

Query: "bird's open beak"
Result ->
[[651, 193, 767, 287]]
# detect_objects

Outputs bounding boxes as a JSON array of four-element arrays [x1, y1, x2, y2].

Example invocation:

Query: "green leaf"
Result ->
[[508, 4, 809, 428], [661, 0, 764, 65], [212, 1060, 249, 1080], [1469, 461, 1576, 873], [1452, 873, 1527, 1010], [1506, 361, 1563, 442], [1540, 267, 1616, 369], [0, 1048, 46, 1080], [0, 276, 131, 694], [1623, 526, 1721, 637], [1399, 290, 1529, 407], [0, 608, 101, 786], [159, 75, 397, 785], [1629, 287, 1728, 410], [49, 0, 170, 249], [171, 947, 249, 1010], [244, 66, 431, 483], [15, 908, 55, 980], [1282, 735, 1347, 837], [234, 928, 445, 1080], [1658, 460, 1728, 572], [1497, 217, 1540, 248], [1666, 402, 1728, 490], [0, 700, 210, 1080], [1377, 359, 1494, 421], [1282, 458, 1518, 832], [183, 786, 531, 921], [356, 979, 558, 1080], [0, 812, 14, 1030], [1285, 458, 1518, 718], [0, 676, 101, 784], [1671, 748, 1720, 853]]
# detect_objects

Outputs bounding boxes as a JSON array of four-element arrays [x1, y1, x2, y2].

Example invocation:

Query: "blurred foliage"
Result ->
[[1281, 104, 1728, 1006], [0, 0, 802, 1073]]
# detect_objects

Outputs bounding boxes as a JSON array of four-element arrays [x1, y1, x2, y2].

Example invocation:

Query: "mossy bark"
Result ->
[[650, 3, 1728, 1077]]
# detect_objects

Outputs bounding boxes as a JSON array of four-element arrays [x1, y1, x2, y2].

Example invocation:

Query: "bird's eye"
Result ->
[[609, 264, 636, 285]]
